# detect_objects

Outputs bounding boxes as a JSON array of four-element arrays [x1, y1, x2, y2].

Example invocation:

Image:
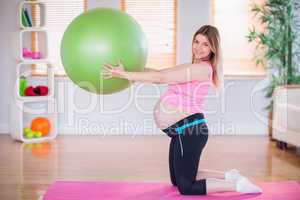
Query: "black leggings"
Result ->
[[162, 113, 209, 195]]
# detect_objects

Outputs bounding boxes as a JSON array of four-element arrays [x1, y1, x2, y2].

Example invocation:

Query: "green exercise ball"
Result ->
[[61, 8, 147, 94]]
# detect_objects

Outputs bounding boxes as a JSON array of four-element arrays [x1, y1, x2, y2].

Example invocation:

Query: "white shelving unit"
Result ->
[[10, 1, 58, 143], [19, 1, 46, 29], [19, 29, 48, 62], [16, 61, 55, 101], [10, 99, 58, 143]]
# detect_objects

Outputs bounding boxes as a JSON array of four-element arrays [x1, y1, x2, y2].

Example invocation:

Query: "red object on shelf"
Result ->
[[24, 86, 37, 96], [24, 85, 49, 96], [22, 48, 43, 59], [34, 85, 48, 96], [22, 47, 32, 58], [31, 52, 42, 59]]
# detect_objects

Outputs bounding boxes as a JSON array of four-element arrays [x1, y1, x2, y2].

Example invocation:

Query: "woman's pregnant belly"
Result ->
[[153, 98, 191, 130]]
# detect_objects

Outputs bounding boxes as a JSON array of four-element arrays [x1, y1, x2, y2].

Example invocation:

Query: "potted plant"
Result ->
[[247, 0, 300, 140]]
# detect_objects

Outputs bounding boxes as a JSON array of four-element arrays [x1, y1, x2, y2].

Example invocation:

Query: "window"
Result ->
[[213, 0, 266, 76], [32, 0, 87, 75], [121, 0, 177, 70]]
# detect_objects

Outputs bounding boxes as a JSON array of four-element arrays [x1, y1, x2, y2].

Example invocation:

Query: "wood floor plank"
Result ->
[[0, 135, 299, 200]]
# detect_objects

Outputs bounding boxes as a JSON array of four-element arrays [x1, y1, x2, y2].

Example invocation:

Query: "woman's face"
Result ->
[[192, 34, 212, 60]]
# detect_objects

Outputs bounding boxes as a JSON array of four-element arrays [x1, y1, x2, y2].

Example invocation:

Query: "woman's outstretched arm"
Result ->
[[143, 68, 161, 72], [101, 61, 211, 84]]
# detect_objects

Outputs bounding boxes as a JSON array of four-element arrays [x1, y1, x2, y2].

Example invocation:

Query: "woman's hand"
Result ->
[[100, 59, 126, 79], [100, 60, 163, 84]]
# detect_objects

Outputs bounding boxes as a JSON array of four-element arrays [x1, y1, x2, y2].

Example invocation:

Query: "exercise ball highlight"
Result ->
[[61, 8, 148, 94]]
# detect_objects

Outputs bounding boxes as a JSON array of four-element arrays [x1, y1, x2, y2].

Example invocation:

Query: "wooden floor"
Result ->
[[0, 135, 300, 200]]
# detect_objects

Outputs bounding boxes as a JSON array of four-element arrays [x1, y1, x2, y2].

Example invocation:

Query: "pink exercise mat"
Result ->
[[42, 180, 300, 200]]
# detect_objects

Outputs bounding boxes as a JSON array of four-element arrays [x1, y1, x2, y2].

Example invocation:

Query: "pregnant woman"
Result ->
[[101, 25, 262, 196]]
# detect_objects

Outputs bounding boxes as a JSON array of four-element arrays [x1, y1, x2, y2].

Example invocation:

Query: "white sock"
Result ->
[[236, 177, 262, 194], [225, 169, 244, 182]]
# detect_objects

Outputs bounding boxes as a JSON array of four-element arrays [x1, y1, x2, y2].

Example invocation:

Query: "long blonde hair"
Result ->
[[192, 25, 223, 89]]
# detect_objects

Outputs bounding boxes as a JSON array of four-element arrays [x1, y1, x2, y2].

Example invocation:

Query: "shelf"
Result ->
[[11, 1, 57, 144], [19, 1, 46, 29], [10, 99, 58, 144], [19, 59, 50, 64], [19, 29, 48, 61], [16, 62, 54, 101], [17, 96, 55, 103]]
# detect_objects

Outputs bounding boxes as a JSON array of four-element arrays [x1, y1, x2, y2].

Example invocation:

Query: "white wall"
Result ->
[[0, 0, 19, 133], [177, 0, 211, 64], [0, 0, 270, 136]]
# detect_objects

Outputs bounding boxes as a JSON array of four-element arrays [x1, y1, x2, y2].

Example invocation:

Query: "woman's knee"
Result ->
[[177, 182, 191, 195], [177, 178, 207, 195], [177, 178, 192, 195]]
